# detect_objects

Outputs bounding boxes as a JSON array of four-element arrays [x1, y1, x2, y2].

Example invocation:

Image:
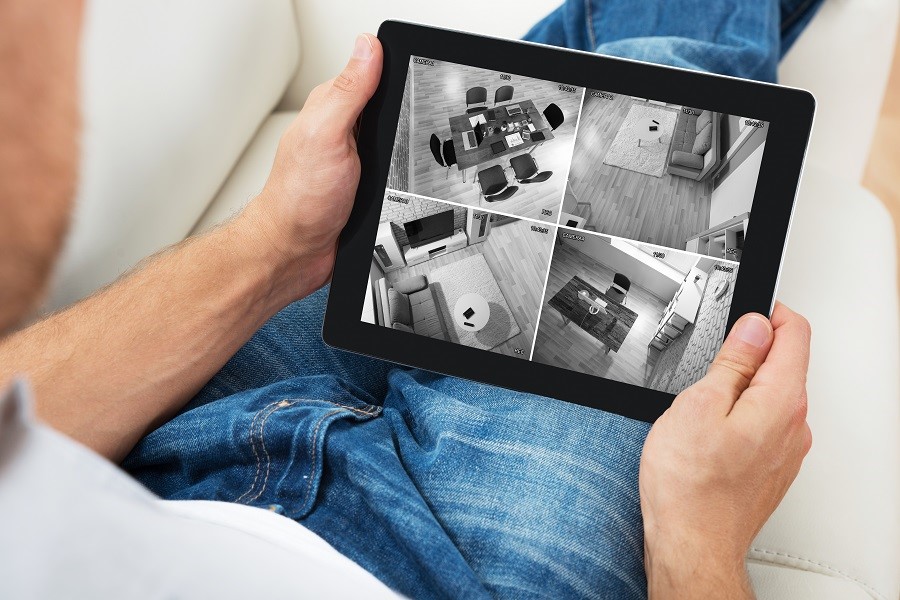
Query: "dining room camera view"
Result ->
[[385, 56, 583, 223], [561, 90, 769, 262]]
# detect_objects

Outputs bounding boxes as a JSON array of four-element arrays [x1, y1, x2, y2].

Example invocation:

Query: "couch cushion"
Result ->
[[387, 288, 412, 327], [695, 110, 712, 133], [394, 275, 429, 295], [691, 122, 713, 155], [413, 312, 445, 339], [670, 150, 704, 170], [754, 165, 900, 600], [410, 294, 437, 323], [408, 288, 434, 306], [46, 0, 300, 311]]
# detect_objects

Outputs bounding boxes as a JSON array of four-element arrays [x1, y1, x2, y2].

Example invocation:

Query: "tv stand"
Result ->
[[403, 229, 468, 266]]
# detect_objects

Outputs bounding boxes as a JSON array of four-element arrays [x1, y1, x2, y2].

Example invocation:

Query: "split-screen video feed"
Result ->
[[364, 56, 768, 396]]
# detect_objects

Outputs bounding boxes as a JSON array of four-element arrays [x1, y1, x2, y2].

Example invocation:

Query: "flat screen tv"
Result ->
[[404, 209, 455, 248]]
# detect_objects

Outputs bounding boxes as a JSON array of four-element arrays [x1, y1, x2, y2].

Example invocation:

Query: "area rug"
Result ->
[[603, 103, 678, 177], [428, 253, 521, 350]]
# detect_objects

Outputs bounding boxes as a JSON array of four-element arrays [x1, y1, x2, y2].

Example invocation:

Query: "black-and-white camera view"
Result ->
[[386, 57, 583, 223], [363, 191, 555, 359], [562, 90, 768, 262]]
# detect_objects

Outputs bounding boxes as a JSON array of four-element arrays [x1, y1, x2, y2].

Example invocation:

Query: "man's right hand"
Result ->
[[639, 303, 812, 599]]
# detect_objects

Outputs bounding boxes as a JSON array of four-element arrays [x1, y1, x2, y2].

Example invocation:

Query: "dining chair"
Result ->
[[543, 103, 565, 130], [429, 133, 445, 168], [509, 153, 553, 184], [430, 133, 457, 179], [494, 85, 514, 105], [466, 86, 488, 113], [606, 273, 631, 305], [441, 139, 457, 179], [476, 165, 519, 204]]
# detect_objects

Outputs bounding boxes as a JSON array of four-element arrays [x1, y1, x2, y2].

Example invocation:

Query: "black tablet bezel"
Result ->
[[324, 20, 815, 423]]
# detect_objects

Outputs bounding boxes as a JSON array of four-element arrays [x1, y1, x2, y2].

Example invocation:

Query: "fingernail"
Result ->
[[353, 34, 373, 60], [735, 315, 771, 348]]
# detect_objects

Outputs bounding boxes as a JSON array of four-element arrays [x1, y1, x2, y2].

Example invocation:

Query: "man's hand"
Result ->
[[239, 34, 383, 301], [640, 303, 812, 599], [0, 34, 384, 461]]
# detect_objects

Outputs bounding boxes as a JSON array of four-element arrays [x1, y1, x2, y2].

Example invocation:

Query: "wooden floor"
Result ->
[[566, 93, 712, 250], [532, 242, 665, 386], [863, 28, 900, 289], [385, 219, 552, 358], [406, 60, 584, 222]]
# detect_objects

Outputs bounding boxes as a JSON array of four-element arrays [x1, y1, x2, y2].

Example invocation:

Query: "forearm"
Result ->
[[0, 208, 304, 462], [0, 0, 83, 331]]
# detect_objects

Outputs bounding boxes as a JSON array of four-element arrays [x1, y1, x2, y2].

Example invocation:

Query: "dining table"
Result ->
[[547, 275, 638, 354], [448, 99, 555, 182]]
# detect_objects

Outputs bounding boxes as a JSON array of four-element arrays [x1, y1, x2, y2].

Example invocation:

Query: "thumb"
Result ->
[[702, 313, 774, 409], [322, 34, 383, 132]]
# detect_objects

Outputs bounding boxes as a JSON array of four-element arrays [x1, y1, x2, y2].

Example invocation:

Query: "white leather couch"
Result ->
[[51, 1, 900, 598]]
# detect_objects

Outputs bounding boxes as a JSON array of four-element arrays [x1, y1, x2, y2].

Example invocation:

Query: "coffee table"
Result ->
[[454, 293, 490, 332], [632, 116, 663, 148]]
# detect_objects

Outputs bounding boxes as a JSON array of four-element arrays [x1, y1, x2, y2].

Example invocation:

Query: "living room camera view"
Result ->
[[362, 191, 555, 359], [531, 229, 738, 393], [385, 56, 584, 223], [561, 89, 769, 262]]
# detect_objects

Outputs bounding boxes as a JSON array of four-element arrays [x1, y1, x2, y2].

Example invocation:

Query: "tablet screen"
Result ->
[[361, 55, 769, 396]]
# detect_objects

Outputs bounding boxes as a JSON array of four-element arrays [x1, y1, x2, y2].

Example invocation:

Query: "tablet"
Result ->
[[324, 21, 814, 423]]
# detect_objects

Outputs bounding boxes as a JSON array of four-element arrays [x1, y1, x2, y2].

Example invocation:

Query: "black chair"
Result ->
[[442, 139, 457, 179], [430, 133, 457, 178], [494, 85, 514, 105], [606, 273, 631, 305], [509, 153, 553, 184], [543, 103, 565, 130], [477, 165, 519, 203], [466, 86, 488, 113], [429, 133, 445, 168]]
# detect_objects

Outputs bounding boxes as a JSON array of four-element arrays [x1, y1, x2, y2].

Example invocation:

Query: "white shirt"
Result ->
[[0, 381, 402, 599]]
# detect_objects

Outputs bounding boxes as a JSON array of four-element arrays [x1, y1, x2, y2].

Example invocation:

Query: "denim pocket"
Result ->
[[125, 375, 382, 519], [232, 394, 382, 519]]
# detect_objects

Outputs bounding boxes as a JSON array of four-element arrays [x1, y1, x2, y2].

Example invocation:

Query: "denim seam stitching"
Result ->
[[749, 547, 884, 600], [246, 400, 299, 504], [283, 397, 383, 417], [302, 408, 344, 505], [584, 0, 598, 50], [234, 399, 283, 504]]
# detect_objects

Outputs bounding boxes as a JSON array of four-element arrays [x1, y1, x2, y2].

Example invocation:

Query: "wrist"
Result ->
[[223, 207, 306, 312], [645, 533, 751, 600]]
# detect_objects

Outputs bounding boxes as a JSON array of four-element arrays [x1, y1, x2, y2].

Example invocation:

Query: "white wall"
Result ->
[[561, 234, 682, 301], [709, 141, 765, 227], [361, 260, 385, 324]]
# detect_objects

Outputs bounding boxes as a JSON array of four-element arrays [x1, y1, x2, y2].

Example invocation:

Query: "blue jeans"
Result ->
[[125, 2, 822, 598]]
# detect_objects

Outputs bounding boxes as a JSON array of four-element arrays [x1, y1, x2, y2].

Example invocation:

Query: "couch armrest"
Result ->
[[670, 150, 704, 170], [750, 165, 900, 600], [394, 275, 429, 295]]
